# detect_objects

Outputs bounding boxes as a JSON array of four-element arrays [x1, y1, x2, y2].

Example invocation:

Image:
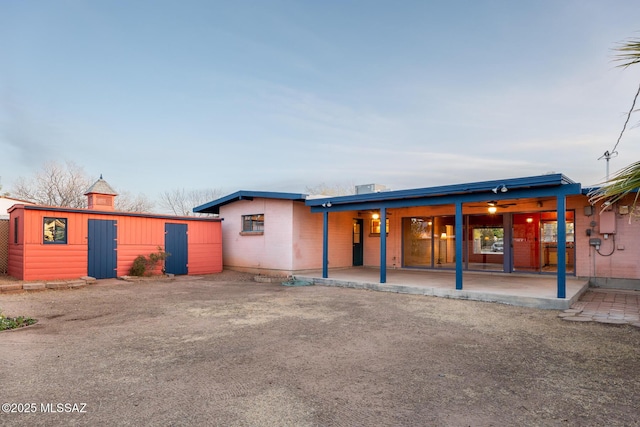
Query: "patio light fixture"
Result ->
[[488, 206, 497, 214], [492, 185, 508, 193]]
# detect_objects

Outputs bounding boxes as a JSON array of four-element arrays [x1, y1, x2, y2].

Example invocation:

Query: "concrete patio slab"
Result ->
[[298, 267, 589, 310]]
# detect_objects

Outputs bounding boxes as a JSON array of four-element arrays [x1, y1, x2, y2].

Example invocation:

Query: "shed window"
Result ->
[[242, 214, 264, 233], [44, 217, 67, 244], [14, 217, 18, 244]]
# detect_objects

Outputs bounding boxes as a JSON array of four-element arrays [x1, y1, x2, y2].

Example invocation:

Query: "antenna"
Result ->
[[597, 150, 618, 180]]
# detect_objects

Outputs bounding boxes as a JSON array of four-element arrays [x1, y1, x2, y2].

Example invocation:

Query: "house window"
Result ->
[[472, 227, 504, 254], [242, 214, 264, 234], [43, 217, 68, 244], [370, 218, 389, 235]]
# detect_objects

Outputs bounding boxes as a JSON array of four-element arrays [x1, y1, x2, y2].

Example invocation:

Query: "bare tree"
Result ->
[[0, 178, 9, 196], [11, 160, 156, 212], [12, 160, 92, 208], [159, 188, 223, 216], [305, 182, 356, 196], [115, 190, 155, 213]]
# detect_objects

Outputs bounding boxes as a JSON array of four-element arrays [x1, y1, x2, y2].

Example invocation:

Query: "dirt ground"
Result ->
[[0, 271, 639, 427]]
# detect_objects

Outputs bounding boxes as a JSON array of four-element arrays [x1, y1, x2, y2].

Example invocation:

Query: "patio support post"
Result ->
[[455, 201, 463, 290], [556, 195, 566, 298], [322, 211, 329, 278], [380, 207, 387, 283]]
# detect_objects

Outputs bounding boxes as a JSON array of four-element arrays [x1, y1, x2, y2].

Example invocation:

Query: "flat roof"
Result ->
[[306, 173, 581, 212], [193, 190, 308, 215]]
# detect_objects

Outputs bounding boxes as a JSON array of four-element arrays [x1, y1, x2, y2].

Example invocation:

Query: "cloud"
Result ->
[[0, 92, 56, 166]]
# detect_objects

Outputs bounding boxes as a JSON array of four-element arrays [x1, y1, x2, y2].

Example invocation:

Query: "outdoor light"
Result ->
[[526, 217, 533, 223], [321, 202, 332, 208], [492, 185, 508, 193], [372, 213, 380, 220], [488, 206, 497, 214]]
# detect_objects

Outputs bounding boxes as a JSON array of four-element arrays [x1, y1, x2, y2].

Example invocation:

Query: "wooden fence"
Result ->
[[0, 219, 8, 274]]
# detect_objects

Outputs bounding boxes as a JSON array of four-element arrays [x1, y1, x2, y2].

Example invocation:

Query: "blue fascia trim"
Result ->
[[306, 174, 574, 208], [310, 183, 582, 213], [194, 190, 308, 214]]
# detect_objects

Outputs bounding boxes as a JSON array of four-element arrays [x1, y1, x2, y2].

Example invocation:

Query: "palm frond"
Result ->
[[588, 160, 640, 210], [614, 38, 640, 68]]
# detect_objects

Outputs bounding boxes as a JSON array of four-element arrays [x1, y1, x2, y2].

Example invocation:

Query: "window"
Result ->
[[473, 227, 504, 254], [242, 214, 264, 233], [402, 217, 432, 267], [13, 217, 18, 244], [43, 217, 67, 244], [370, 218, 389, 235]]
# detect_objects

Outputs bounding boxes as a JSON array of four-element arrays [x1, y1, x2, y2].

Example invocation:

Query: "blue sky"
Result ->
[[1, 1, 639, 202]]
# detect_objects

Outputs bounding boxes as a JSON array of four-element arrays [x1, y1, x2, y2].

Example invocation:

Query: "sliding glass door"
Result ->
[[512, 211, 574, 273], [467, 214, 504, 271]]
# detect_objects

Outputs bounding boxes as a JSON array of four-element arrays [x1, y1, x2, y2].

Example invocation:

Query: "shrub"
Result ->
[[129, 255, 148, 276], [128, 247, 170, 277], [0, 310, 37, 331]]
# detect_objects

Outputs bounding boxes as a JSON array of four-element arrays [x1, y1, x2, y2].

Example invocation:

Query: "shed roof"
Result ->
[[194, 191, 308, 215], [84, 175, 118, 196], [8, 203, 221, 221]]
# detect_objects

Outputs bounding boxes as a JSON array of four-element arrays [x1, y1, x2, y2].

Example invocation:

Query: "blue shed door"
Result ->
[[165, 223, 188, 275], [88, 219, 117, 279]]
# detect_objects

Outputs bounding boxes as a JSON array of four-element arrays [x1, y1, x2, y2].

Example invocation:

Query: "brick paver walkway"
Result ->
[[560, 288, 640, 327]]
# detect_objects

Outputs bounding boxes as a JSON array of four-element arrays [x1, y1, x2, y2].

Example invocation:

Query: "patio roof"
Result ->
[[306, 173, 582, 300], [194, 190, 308, 215], [306, 173, 580, 212]]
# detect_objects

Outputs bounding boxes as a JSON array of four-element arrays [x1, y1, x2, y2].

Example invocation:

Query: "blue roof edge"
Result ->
[[194, 190, 308, 214], [306, 173, 577, 207]]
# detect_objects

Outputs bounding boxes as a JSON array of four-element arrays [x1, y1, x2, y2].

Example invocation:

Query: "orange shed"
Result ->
[[7, 177, 222, 281]]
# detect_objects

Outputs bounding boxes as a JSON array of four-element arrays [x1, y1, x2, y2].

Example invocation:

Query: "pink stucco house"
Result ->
[[194, 174, 640, 295]]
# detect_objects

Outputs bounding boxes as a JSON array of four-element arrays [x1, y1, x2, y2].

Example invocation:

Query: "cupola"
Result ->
[[84, 175, 118, 211]]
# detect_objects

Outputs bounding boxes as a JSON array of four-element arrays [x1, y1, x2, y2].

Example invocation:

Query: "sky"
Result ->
[[1, 0, 640, 206]]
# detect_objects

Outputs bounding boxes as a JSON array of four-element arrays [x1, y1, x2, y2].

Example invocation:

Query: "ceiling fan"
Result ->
[[469, 200, 517, 208]]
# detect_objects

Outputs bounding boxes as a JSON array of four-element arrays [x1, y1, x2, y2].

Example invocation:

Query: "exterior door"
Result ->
[[512, 213, 541, 272], [352, 219, 363, 266], [88, 219, 117, 279], [165, 223, 188, 275]]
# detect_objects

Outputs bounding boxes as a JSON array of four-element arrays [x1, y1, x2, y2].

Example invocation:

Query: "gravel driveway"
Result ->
[[1, 271, 639, 426]]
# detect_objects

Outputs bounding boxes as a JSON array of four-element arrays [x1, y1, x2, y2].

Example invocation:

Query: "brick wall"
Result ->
[[0, 219, 8, 274]]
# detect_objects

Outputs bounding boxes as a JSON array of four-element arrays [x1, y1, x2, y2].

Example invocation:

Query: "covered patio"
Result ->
[[298, 267, 589, 310], [306, 174, 583, 305]]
